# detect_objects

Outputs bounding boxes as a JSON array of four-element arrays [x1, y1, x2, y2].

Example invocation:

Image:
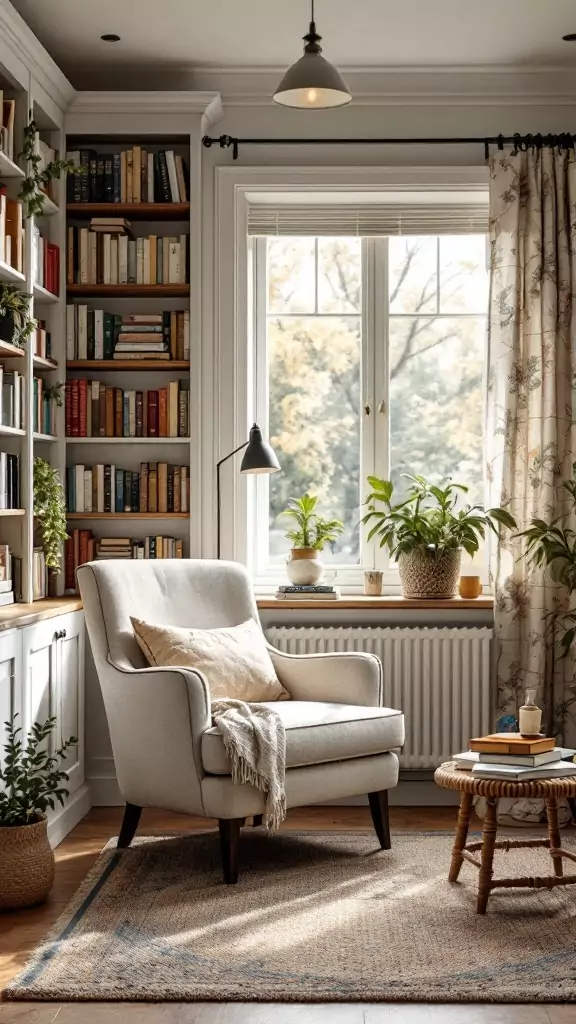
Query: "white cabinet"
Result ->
[[0, 629, 23, 758]]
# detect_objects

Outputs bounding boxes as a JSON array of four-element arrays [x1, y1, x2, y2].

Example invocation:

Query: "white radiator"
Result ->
[[265, 626, 492, 770]]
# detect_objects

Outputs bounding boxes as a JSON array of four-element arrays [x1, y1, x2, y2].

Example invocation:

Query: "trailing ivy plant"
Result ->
[[0, 714, 76, 827], [19, 120, 84, 217], [33, 457, 68, 571], [0, 284, 35, 348]]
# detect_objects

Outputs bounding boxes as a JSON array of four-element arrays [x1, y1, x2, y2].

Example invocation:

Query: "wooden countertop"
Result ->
[[0, 596, 83, 633], [257, 595, 494, 610]]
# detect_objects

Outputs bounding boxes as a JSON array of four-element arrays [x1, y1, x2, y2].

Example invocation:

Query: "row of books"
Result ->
[[0, 454, 19, 509], [66, 308, 190, 362], [275, 585, 341, 601], [67, 463, 190, 515], [33, 377, 57, 436], [65, 529, 184, 590], [33, 320, 53, 361], [65, 380, 190, 438], [0, 542, 22, 605], [66, 149, 188, 204], [0, 193, 23, 272], [0, 95, 15, 162], [33, 226, 60, 296], [453, 733, 576, 781], [0, 368, 24, 430], [67, 228, 188, 286]]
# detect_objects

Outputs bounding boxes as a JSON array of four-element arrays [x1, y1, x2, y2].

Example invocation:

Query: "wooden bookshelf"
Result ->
[[66, 284, 190, 298], [67, 202, 190, 221], [66, 512, 190, 520], [67, 360, 189, 371], [66, 436, 190, 444], [0, 151, 24, 179], [33, 354, 59, 370], [0, 340, 25, 359], [0, 508, 25, 517], [0, 260, 26, 285], [34, 283, 59, 304]]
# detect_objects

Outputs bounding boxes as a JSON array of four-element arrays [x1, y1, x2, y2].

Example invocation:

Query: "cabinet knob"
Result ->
[[54, 629, 67, 640]]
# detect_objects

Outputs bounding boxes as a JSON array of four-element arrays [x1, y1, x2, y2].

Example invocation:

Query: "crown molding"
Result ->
[[0, 0, 75, 112], [68, 90, 223, 129]]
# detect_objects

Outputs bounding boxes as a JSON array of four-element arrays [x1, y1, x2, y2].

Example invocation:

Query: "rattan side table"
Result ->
[[434, 760, 576, 914]]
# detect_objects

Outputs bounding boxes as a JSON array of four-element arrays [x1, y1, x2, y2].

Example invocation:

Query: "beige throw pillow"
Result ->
[[131, 616, 290, 701]]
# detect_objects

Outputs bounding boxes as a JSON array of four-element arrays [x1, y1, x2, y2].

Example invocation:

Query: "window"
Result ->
[[252, 232, 489, 585]]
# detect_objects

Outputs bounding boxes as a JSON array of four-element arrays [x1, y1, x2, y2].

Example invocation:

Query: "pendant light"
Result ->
[[273, 0, 351, 109]]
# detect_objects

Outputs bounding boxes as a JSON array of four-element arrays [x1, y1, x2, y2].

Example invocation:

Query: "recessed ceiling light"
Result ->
[[562, 32, 576, 41], [101, 33, 120, 42]]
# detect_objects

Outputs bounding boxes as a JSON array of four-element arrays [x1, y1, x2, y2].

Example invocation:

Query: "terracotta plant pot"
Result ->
[[286, 547, 324, 586], [0, 814, 55, 910], [398, 547, 461, 600]]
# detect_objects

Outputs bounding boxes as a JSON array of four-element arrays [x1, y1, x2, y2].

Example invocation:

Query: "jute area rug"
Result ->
[[4, 829, 576, 1004]]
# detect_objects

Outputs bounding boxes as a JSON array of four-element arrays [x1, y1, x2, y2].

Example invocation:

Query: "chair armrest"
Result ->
[[267, 646, 383, 706], [100, 658, 212, 815]]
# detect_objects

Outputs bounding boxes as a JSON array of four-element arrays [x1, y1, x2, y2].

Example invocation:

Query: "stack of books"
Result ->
[[453, 733, 576, 780], [33, 225, 60, 295], [0, 192, 23, 272], [33, 320, 53, 361], [64, 530, 185, 591], [65, 379, 189, 437], [67, 462, 189, 514], [67, 148, 188, 204], [66, 307, 189, 361], [275, 584, 341, 601], [67, 227, 188, 286]]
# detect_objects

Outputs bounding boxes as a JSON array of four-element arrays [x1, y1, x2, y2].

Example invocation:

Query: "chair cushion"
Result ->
[[202, 700, 404, 775], [131, 616, 290, 701]]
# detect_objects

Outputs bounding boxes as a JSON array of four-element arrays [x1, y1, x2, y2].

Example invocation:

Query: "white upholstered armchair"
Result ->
[[77, 560, 404, 883]]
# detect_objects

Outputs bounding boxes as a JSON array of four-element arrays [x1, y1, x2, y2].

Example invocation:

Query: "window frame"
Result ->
[[212, 165, 490, 591]]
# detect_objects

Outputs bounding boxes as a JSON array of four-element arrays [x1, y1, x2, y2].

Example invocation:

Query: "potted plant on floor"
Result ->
[[0, 715, 77, 909], [0, 284, 35, 348], [281, 493, 344, 585], [362, 474, 516, 599], [33, 457, 68, 595]]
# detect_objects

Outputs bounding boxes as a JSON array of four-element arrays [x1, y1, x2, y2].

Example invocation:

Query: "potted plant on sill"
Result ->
[[362, 474, 516, 599], [33, 457, 68, 595], [0, 714, 76, 910], [281, 493, 344, 585], [0, 284, 35, 349]]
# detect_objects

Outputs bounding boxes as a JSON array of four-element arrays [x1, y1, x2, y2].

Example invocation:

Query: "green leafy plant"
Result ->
[[33, 457, 68, 570], [362, 474, 516, 559], [43, 381, 64, 407], [19, 120, 84, 217], [521, 465, 576, 656], [0, 714, 76, 827], [281, 493, 344, 551], [0, 284, 35, 348]]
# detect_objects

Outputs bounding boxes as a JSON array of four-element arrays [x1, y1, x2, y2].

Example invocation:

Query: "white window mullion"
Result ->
[[360, 237, 376, 571], [253, 237, 270, 577], [373, 237, 390, 574]]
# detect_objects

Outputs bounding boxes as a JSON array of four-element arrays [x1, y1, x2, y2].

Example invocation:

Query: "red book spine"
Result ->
[[71, 379, 79, 437], [78, 379, 87, 437], [65, 538, 74, 591], [65, 381, 72, 436], [148, 391, 159, 436], [79, 529, 89, 567]]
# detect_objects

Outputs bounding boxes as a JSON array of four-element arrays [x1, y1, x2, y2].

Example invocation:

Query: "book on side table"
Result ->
[[452, 733, 576, 780], [275, 585, 341, 601]]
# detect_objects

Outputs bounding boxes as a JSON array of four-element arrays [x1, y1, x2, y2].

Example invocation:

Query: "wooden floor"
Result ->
[[0, 805, 573, 1023]]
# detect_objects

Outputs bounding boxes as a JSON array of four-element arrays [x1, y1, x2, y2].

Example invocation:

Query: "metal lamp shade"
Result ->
[[274, 52, 351, 109], [239, 424, 281, 475]]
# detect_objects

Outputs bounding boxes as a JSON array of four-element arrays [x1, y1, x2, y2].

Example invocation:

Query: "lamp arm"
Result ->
[[216, 441, 249, 558]]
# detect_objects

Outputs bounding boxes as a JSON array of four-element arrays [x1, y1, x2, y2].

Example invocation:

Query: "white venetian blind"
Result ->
[[247, 193, 489, 236]]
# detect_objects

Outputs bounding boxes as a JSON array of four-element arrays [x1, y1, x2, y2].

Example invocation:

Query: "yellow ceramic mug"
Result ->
[[459, 575, 482, 599]]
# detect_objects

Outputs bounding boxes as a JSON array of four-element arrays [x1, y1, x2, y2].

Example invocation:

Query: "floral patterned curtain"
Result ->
[[487, 147, 576, 747]]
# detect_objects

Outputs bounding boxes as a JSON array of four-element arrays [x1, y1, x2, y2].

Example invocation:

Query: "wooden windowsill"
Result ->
[[0, 596, 83, 633], [256, 595, 494, 610]]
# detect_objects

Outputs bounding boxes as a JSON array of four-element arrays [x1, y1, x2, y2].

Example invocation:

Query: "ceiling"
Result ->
[[10, 0, 576, 81]]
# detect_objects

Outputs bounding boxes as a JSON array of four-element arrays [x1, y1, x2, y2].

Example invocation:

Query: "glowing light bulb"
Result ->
[[307, 88, 318, 103]]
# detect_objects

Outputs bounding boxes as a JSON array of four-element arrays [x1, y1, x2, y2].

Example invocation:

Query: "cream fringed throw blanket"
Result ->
[[211, 699, 286, 832]]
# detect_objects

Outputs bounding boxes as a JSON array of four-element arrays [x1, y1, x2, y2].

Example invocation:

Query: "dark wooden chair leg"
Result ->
[[252, 814, 263, 827], [117, 803, 142, 849], [368, 790, 391, 850], [219, 818, 242, 884]]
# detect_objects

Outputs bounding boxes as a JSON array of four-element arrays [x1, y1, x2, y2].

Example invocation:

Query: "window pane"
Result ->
[[267, 315, 361, 564], [439, 235, 488, 314], [389, 236, 437, 314], [267, 237, 316, 314], [389, 315, 486, 506], [317, 237, 361, 314]]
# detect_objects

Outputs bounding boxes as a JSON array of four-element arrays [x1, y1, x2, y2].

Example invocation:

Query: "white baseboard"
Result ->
[[47, 784, 91, 847]]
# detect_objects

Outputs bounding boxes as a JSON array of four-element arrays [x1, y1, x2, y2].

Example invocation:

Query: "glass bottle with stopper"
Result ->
[[519, 687, 542, 738]]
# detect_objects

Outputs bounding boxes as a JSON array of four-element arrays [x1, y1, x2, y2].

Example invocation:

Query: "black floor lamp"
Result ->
[[216, 423, 281, 558]]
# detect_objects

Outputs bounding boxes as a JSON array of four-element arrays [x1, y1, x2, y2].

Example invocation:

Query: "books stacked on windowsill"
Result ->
[[452, 733, 576, 781], [275, 585, 341, 601]]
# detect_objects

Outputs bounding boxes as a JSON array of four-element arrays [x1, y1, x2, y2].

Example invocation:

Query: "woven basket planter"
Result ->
[[0, 814, 55, 910], [398, 547, 461, 599]]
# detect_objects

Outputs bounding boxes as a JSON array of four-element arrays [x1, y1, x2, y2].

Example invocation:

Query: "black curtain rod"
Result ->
[[202, 132, 576, 161]]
